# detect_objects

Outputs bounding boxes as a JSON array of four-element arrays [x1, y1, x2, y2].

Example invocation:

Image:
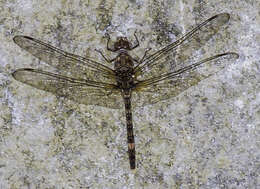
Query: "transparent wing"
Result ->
[[133, 13, 231, 79], [13, 36, 116, 83], [132, 52, 238, 107], [12, 68, 122, 109]]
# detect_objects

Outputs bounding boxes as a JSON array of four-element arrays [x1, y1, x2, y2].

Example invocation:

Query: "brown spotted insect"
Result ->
[[12, 13, 238, 169]]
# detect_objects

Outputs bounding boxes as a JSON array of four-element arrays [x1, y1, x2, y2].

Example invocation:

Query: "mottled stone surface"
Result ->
[[0, 0, 259, 188]]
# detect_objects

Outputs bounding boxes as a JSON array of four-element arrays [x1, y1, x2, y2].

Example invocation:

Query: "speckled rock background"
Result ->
[[0, 0, 259, 188]]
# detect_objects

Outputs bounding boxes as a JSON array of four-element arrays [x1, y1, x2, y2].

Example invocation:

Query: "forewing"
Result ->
[[132, 52, 238, 107], [13, 36, 116, 83], [134, 13, 231, 80], [12, 69, 122, 109]]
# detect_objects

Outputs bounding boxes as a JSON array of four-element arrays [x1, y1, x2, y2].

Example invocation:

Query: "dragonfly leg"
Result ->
[[105, 33, 116, 52], [140, 48, 152, 63], [131, 30, 140, 50], [95, 49, 112, 63], [132, 48, 152, 66], [132, 57, 140, 64]]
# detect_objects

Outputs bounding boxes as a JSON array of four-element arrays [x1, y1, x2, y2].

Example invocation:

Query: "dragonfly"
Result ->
[[12, 13, 238, 169]]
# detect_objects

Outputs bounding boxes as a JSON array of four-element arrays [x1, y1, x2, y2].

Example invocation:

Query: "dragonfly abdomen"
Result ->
[[122, 90, 135, 169]]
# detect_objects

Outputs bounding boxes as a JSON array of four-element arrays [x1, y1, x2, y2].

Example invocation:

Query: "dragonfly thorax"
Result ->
[[114, 53, 134, 72], [114, 53, 135, 90]]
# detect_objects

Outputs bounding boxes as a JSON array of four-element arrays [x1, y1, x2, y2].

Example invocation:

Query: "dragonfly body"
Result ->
[[110, 37, 139, 169], [12, 13, 238, 169]]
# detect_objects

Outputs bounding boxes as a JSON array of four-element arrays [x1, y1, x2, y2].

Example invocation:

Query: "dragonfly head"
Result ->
[[114, 37, 132, 51]]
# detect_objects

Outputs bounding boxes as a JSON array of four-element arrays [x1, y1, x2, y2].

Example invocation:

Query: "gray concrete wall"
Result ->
[[0, 0, 259, 188]]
